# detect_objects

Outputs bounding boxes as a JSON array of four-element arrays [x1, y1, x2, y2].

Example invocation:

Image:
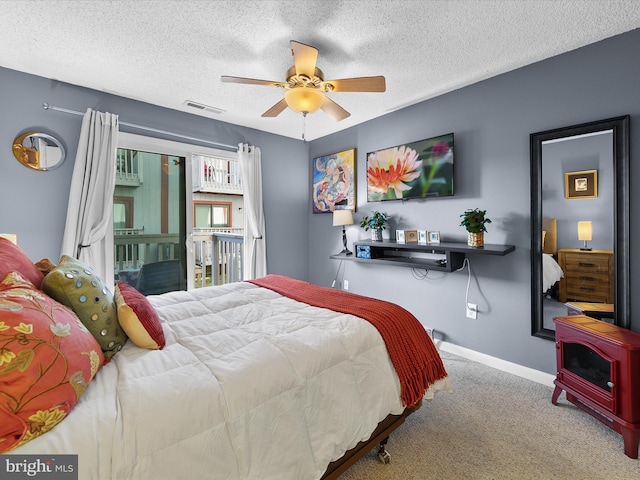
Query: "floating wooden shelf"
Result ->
[[330, 240, 515, 272]]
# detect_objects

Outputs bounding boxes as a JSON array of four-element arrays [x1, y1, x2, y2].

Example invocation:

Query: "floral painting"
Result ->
[[366, 133, 454, 201], [312, 148, 356, 213]]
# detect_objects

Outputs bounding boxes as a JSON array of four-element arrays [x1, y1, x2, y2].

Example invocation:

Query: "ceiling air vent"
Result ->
[[183, 100, 225, 114]]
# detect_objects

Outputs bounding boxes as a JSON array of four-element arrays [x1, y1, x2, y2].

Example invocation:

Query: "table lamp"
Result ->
[[578, 221, 592, 251], [0, 233, 17, 244], [333, 209, 354, 255]]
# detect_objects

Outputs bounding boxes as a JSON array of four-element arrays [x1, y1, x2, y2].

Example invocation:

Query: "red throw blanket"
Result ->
[[247, 275, 448, 407]]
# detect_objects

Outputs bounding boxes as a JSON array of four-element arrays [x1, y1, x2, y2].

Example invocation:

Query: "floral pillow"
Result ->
[[0, 272, 104, 453], [0, 237, 44, 289], [114, 281, 165, 350], [42, 256, 127, 360]]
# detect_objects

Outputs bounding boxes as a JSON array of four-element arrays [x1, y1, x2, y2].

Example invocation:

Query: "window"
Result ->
[[113, 196, 134, 229], [194, 202, 231, 228]]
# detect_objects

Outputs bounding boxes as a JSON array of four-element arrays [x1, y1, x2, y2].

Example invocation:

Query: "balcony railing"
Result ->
[[193, 229, 243, 287], [114, 228, 243, 290], [114, 230, 179, 271], [115, 150, 142, 186], [192, 154, 243, 194]]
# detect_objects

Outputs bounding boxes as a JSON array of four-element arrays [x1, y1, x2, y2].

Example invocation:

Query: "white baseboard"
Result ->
[[436, 340, 556, 388]]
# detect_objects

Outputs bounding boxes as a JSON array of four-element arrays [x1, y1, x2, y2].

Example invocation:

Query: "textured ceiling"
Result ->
[[1, 0, 639, 141]]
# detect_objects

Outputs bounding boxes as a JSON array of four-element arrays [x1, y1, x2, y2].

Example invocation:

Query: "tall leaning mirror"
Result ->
[[530, 115, 630, 340]]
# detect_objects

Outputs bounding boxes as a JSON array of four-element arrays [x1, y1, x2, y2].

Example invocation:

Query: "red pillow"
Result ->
[[114, 281, 165, 350], [0, 272, 104, 453], [0, 237, 44, 289]]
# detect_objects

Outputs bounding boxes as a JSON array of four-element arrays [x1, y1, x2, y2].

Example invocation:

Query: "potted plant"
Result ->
[[360, 211, 389, 241], [460, 208, 492, 247]]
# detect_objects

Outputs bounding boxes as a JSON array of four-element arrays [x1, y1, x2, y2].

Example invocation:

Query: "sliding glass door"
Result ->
[[113, 142, 187, 295], [113, 132, 243, 294]]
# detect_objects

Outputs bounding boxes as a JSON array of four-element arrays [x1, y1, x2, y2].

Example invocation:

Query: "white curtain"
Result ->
[[61, 108, 119, 288], [238, 143, 267, 279]]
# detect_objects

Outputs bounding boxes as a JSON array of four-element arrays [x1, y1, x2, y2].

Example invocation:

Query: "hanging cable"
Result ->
[[331, 259, 345, 288], [455, 257, 473, 308], [411, 267, 430, 280]]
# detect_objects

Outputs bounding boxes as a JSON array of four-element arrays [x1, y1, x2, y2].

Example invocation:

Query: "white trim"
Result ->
[[436, 340, 556, 388], [541, 129, 612, 145], [118, 132, 236, 159]]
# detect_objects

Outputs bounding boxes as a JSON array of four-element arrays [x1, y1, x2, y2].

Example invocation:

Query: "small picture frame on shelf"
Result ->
[[405, 230, 418, 243], [418, 230, 428, 244], [395, 230, 406, 244], [428, 231, 441, 244]]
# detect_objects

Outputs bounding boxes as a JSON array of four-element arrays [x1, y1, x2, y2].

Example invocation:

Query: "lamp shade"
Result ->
[[333, 209, 354, 226], [284, 87, 325, 113], [577, 221, 593, 241], [0, 233, 17, 244]]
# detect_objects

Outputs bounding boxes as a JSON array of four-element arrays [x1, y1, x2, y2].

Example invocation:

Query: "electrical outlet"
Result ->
[[343, 280, 349, 291], [466, 303, 477, 319]]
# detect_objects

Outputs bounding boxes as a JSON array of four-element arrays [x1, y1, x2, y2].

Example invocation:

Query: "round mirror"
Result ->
[[12, 131, 66, 171]]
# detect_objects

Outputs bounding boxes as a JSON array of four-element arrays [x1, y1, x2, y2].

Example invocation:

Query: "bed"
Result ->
[[542, 218, 564, 293], [2, 254, 450, 480]]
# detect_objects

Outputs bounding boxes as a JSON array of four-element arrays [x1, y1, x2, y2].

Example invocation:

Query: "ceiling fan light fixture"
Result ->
[[224, 40, 382, 121], [284, 87, 325, 114]]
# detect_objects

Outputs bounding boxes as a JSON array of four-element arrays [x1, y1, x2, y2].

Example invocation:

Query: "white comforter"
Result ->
[[15, 281, 449, 479], [543, 253, 564, 292]]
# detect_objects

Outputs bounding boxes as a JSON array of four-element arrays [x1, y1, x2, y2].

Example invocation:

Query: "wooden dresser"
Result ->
[[557, 248, 613, 303]]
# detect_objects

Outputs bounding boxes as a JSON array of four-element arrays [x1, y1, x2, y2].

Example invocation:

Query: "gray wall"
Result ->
[[0, 67, 309, 281], [1, 28, 639, 376], [308, 29, 640, 374], [542, 133, 613, 251]]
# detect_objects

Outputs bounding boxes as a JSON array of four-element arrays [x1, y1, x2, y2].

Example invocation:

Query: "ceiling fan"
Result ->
[[221, 40, 385, 121]]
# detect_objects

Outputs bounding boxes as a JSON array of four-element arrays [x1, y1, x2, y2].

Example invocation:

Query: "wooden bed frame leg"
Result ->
[[377, 436, 391, 464], [321, 402, 421, 479]]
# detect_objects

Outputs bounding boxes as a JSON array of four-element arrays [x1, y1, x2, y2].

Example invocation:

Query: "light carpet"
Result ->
[[339, 351, 639, 480]]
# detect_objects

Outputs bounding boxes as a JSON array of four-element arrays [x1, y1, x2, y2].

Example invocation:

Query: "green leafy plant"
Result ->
[[460, 208, 492, 233], [359, 211, 389, 231]]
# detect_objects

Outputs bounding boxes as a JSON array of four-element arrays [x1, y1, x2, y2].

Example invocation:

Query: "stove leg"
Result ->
[[621, 427, 639, 459], [551, 385, 563, 405]]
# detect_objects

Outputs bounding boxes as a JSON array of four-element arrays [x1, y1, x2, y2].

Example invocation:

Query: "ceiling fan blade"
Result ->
[[323, 76, 386, 92], [262, 98, 289, 117], [290, 40, 318, 78], [321, 97, 351, 122], [221, 75, 286, 88]]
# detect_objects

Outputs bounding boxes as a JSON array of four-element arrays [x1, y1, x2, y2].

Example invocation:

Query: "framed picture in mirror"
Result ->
[[565, 169, 597, 199]]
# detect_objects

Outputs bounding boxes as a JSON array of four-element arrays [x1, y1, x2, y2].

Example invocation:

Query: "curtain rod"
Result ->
[[43, 103, 238, 152]]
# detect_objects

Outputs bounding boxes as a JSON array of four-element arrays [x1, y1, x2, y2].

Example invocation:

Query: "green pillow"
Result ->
[[42, 255, 127, 359]]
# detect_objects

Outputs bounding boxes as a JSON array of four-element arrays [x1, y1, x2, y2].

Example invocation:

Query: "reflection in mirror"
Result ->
[[542, 132, 614, 330], [12, 132, 66, 171], [530, 116, 630, 340]]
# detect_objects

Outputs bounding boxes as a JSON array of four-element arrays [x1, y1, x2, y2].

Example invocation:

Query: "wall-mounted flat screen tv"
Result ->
[[366, 132, 454, 202]]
